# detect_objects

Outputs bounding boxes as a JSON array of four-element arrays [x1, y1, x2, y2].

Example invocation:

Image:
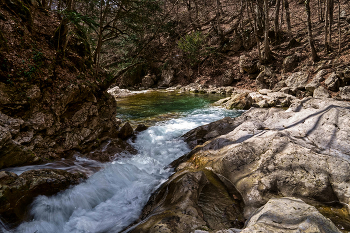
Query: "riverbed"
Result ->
[[8, 91, 242, 233]]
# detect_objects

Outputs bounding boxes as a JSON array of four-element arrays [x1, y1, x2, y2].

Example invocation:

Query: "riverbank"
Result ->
[[127, 96, 350, 233]]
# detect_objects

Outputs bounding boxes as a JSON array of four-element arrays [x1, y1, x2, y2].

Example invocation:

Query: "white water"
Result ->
[[12, 107, 240, 233]]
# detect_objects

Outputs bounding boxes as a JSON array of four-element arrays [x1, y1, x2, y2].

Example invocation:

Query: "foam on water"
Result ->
[[13, 107, 241, 233]]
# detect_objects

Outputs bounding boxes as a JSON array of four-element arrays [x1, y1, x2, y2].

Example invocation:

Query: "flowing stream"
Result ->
[[9, 91, 242, 233]]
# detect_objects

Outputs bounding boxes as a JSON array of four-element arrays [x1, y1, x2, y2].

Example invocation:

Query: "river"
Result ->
[[8, 91, 242, 233]]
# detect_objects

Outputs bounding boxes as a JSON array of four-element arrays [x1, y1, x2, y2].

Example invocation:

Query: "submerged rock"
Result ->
[[0, 169, 86, 226]]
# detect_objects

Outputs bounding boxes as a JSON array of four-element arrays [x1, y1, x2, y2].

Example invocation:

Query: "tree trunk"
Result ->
[[329, 0, 334, 44], [305, 0, 320, 62], [325, 0, 330, 52], [263, 0, 271, 61], [274, 0, 281, 40], [338, 0, 341, 53], [284, 0, 291, 34], [249, 1, 262, 62]]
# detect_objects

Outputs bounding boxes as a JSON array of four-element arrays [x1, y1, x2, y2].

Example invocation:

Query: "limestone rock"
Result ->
[[239, 55, 258, 74], [339, 86, 350, 100], [325, 72, 340, 91], [0, 169, 86, 225], [0, 82, 120, 169], [240, 197, 341, 233], [182, 98, 350, 219], [182, 117, 243, 149], [283, 54, 299, 72], [313, 86, 330, 98], [256, 67, 277, 90], [118, 122, 134, 140], [285, 71, 309, 89], [132, 98, 350, 233], [225, 92, 252, 110], [159, 69, 175, 87], [129, 170, 244, 233], [305, 70, 327, 93]]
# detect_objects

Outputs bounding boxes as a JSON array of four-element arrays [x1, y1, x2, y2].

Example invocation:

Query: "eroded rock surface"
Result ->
[[0, 83, 121, 169], [130, 97, 350, 233], [0, 169, 86, 226]]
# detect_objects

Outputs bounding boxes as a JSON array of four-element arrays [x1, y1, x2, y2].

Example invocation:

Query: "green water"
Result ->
[[116, 91, 227, 125]]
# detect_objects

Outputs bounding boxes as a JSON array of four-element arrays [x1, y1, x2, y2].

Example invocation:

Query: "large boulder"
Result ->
[[339, 86, 350, 100], [240, 198, 341, 233], [0, 169, 86, 225], [255, 67, 277, 89], [305, 69, 327, 93], [325, 72, 341, 91], [118, 122, 134, 140], [182, 117, 243, 149], [128, 170, 245, 233], [214, 91, 295, 110], [284, 71, 309, 89], [313, 86, 330, 98], [159, 69, 175, 87]]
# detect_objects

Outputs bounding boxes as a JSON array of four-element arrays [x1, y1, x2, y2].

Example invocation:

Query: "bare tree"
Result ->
[[263, 0, 271, 61], [305, 0, 320, 62], [274, 0, 281, 39], [284, 0, 291, 35]]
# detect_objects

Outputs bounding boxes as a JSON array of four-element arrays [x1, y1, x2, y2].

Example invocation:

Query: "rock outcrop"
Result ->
[[214, 90, 296, 110], [0, 83, 121, 169], [129, 97, 350, 232], [0, 169, 86, 226], [197, 198, 342, 233]]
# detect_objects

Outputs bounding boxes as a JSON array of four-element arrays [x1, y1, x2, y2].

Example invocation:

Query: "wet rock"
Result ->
[[284, 71, 309, 89], [118, 122, 134, 140], [85, 138, 137, 162], [128, 170, 244, 233], [182, 117, 243, 149], [283, 54, 299, 72], [0, 169, 86, 226], [239, 55, 258, 74], [339, 86, 350, 100], [135, 124, 149, 133], [240, 197, 341, 233], [313, 86, 330, 98], [325, 72, 341, 91]]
